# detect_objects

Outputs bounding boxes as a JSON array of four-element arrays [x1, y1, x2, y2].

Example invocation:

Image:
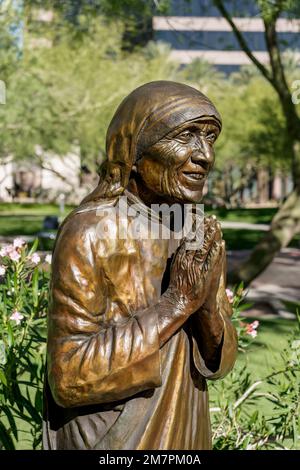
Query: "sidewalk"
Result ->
[[227, 248, 300, 319], [221, 221, 269, 231]]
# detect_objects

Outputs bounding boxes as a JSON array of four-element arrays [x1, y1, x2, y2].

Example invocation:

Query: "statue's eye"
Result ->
[[176, 130, 194, 142], [206, 132, 217, 143]]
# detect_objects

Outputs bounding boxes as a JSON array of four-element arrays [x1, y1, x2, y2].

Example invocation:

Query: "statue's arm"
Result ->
[[47, 218, 191, 409], [189, 250, 238, 380]]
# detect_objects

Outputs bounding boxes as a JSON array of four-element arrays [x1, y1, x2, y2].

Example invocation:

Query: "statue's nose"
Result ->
[[192, 136, 214, 167]]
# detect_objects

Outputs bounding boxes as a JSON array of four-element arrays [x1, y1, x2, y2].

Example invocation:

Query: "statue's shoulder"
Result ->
[[72, 197, 119, 217], [63, 197, 119, 225], [54, 197, 120, 246], [53, 192, 149, 261]]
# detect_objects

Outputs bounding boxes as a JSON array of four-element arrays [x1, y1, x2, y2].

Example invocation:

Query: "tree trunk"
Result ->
[[228, 188, 300, 285], [213, 1, 300, 284], [257, 167, 269, 204]]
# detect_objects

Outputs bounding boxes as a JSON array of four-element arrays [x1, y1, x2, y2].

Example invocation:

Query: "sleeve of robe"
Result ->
[[47, 213, 162, 409], [190, 257, 238, 381]]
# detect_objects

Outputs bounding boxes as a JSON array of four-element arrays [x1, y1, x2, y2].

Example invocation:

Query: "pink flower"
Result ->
[[0, 265, 6, 276], [9, 250, 21, 262], [30, 253, 41, 264], [0, 244, 13, 257], [226, 288, 234, 303], [0, 246, 7, 257], [9, 310, 24, 325], [246, 321, 259, 338], [13, 238, 25, 249], [247, 329, 257, 338], [45, 254, 52, 264]]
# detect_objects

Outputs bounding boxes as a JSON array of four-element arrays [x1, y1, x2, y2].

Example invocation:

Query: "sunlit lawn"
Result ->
[[209, 316, 297, 430], [0, 203, 73, 237], [238, 317, 296, 379], [205, 207, 277, 224]]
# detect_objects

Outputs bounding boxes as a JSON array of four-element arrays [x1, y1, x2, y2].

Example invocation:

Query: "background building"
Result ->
[[153, 0, 300, 73]]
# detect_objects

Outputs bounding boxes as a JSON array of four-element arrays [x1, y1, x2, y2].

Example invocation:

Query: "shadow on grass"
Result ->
[[205, 207, 277, 224], [223, 229, 300, 250]]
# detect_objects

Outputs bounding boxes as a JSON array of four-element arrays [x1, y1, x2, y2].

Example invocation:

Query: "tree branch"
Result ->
[[213, 0, 274, 84], [35, 154, 76, 189], [263, 13, 291, 97]]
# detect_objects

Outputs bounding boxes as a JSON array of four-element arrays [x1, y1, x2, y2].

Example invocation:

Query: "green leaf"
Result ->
[[0, 368, 7, 386], [0, 341, 7, 365], [7, 322, 14, 347], [0, 420, 15, 450], [27, 238, 39, 257], [22, 388, 42, 424], [32, 267, 39, 308], [34, 388, 43, 414], [238, 303, 253, 312], [2, 405, 18, 440]]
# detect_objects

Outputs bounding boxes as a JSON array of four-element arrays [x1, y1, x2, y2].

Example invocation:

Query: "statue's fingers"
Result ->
[[202, 239, 223, 273]]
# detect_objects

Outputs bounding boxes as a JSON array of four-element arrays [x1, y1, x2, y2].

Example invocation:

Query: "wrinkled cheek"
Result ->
[[160, 142, 192, 167], [161, 169, 181, 196]]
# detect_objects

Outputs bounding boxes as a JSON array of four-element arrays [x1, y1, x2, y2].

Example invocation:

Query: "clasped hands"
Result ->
[[168, 216, 225, 316]]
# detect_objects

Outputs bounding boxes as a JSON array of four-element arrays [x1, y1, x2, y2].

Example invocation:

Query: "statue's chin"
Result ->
[[169, 189, 204, 205]]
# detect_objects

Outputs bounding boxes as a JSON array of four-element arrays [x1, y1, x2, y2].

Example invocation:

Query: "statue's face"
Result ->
[[136, 119, 220, 203]]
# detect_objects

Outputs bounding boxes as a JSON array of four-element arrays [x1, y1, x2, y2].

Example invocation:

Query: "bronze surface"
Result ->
[[43, 81, 237, 450]]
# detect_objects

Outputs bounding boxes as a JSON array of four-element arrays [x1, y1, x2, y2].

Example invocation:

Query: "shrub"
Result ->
[[210, 287, 300, 449], [0, 239, 49, 449]]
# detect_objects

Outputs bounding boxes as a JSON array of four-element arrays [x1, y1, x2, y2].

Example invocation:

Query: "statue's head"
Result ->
[[82, 81, 221, 204], [135, 116, 220, 204]]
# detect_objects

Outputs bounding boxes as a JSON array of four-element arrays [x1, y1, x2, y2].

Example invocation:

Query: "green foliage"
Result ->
[[0, 13, 178, 171], [228, 283, 257, 352], [177, 58, 226, 95], [179, 57, 299, 204], [0, 1, 20, 81], [257, 0, 300, 22], [0, 239, 49, 449], [25, 0, 171, 48], [175, 54, 299, 192], [210, 294, 300, 449], [215, 75, 289, 172], [1, 1, 299, 185]]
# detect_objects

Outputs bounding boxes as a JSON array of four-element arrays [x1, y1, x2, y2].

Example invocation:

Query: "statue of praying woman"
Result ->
[[43, 81, 237, 450]]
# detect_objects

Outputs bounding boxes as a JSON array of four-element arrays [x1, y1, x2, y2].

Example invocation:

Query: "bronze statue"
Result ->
[[43, 81, 237, 450]]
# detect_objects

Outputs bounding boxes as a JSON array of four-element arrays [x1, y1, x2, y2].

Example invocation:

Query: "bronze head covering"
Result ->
[[82, 81, 222, 203]]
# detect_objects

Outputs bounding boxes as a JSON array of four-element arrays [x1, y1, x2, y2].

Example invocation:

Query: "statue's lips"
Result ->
[[182, 171, 207, 182]]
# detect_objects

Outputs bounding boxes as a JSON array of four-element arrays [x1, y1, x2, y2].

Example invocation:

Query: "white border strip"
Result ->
[[170, 50, 300, 65], [153, 16, 300, 33]]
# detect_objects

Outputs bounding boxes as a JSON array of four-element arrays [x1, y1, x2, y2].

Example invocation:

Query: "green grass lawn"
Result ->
[[205, 206, 277, 224], [0, 203, 73, 237], [0, 202, 72, 215], [222, 228, 300, 250], [209, 316, 298, 434], [238, 317, 295, 379]]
